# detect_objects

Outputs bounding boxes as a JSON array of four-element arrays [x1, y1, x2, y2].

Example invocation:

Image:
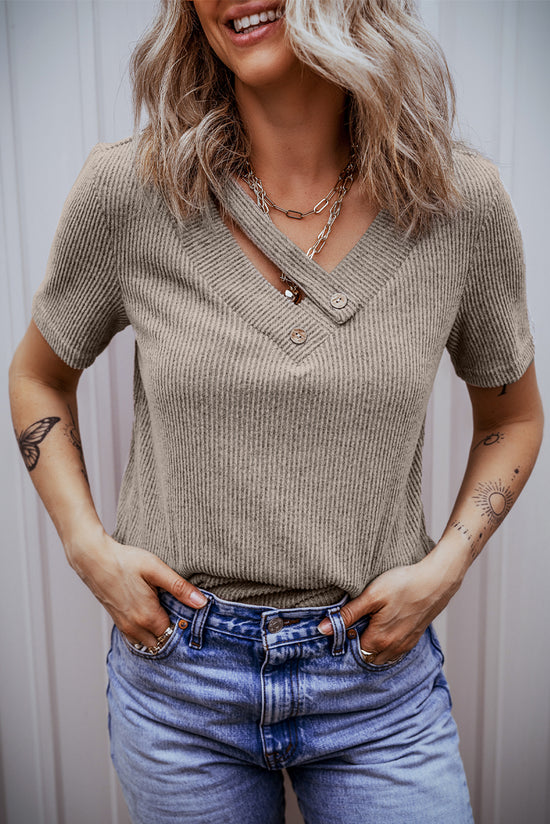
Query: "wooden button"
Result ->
[[290, 328, 307, 345], [330, 292, 348, 309]]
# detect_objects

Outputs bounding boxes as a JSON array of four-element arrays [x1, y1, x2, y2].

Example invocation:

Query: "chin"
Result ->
[[233, 50, 302, 90]]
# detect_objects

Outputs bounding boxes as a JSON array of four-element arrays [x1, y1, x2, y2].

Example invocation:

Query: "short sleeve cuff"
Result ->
[[452, 336, 535, 387], [32, 295, 99, 370]]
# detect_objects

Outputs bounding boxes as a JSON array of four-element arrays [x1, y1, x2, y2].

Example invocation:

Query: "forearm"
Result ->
[[324, 368, 544, 661], [427, 416, 544, 590], [9, 373, 106, 563]]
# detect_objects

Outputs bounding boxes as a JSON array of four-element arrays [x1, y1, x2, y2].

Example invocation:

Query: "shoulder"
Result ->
[[451, 143, 508, 224], [85, 135, 136, 191], [83, 136, 151, 225]]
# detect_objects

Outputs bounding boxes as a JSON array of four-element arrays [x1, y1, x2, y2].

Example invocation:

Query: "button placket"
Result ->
[[192, 181, 415, 362], [219, 179, 364, 325]]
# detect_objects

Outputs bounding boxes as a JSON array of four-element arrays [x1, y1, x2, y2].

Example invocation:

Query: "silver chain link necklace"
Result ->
[[241, 149, 357, 304]]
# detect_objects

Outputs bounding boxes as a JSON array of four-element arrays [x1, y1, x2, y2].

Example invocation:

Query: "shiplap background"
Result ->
[[1, 2, 549, 823]]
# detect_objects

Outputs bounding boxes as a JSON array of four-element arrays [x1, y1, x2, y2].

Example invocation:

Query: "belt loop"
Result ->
[[327, 606, 346, 656], [189, 594, 213, 649]]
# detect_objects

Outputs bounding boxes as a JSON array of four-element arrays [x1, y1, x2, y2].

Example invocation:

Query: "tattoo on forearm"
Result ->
[[473, 431, 505, 450], [451, 520, 483, 560], [451, 519, 474, 542], [63, 404, 89, 484], [473, 479, 514, 527], [452, 469, 520, 560], [497, 385, 507, 396], [15, 417, 61, 471]]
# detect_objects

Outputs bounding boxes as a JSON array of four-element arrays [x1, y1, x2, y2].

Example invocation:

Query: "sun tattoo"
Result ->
[[473, 480, 514, 527]]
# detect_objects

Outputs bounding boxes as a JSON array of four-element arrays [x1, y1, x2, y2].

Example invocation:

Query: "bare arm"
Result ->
[[429, 361, 544, 581], [9, 320, 208, 648], [317, 361, 544, 661]]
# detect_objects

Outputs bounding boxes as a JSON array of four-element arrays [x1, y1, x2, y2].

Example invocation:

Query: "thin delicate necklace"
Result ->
[[241, 149, 357, 304]]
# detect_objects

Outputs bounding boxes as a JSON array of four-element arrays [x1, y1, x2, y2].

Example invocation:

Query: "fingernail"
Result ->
[[317, 619, 333, 635], [190, 591, 208, 607]]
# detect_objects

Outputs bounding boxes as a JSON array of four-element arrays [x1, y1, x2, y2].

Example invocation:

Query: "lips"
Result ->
[[223, 4, 285, 47], [223, 2, 284, 30], [232, 9, 282, 33]]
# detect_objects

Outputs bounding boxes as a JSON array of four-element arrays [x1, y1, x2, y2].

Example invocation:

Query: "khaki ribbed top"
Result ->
[[32, 137, 535, 608]]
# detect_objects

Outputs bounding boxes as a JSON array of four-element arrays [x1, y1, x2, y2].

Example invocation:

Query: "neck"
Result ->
[[234, 66, 351, 206]]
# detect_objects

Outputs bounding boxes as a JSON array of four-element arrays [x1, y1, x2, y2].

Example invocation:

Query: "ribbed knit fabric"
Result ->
[[32, 137, 535, 608]]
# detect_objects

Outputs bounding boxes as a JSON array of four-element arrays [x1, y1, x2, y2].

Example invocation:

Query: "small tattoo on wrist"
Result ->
[[451, 520, 484, 560]]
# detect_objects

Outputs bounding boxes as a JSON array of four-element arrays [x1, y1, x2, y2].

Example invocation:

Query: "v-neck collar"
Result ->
[[175, 177, 417, 362], [209, 175, 416, 326]]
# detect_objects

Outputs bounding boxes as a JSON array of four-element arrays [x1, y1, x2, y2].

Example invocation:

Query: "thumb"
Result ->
[[144, 556, 208, 609], [317, 588, 382, 635]]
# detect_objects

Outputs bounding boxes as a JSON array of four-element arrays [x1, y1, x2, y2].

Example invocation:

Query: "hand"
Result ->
[[317, 553, 461, 665], [67, 528, 208, 648]]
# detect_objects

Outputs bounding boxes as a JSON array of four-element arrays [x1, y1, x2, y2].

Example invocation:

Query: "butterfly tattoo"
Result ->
[[16, 417, 61, 471]]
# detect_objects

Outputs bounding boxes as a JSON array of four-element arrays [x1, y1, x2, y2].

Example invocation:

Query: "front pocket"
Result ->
[[119, 619, 184, 661], [348, 619, 421, 673]]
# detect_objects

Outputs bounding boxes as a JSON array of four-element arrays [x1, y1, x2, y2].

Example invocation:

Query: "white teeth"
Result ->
[[232, 8, 283, 33]]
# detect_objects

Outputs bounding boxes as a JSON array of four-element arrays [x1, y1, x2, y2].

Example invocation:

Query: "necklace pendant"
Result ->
[[282, 280, 303, 304]]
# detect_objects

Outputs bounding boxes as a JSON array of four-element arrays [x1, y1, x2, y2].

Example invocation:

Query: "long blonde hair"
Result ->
[[129, 0, 472, 240]]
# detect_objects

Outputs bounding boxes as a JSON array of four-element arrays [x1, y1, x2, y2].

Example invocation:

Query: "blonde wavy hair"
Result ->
[[129, 0, 472, 240]]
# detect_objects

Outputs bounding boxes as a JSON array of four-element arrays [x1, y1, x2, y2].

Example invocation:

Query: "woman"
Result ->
[[8, 0, 543, 822]]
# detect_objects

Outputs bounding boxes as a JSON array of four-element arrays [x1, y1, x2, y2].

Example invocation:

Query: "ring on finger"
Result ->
[[361, 647, 402, 666], [133, 623, 174, 654]]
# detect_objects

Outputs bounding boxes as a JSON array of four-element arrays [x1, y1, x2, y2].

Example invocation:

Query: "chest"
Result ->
[[217, 185, 381, 298], [124, 231, 462, 430]]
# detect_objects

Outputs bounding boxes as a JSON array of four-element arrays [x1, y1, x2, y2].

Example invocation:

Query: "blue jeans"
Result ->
[[106, 587, 474, 823]]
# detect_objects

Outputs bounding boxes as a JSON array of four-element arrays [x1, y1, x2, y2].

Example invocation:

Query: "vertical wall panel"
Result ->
[[487, 5, 550, 822], [1, 2, 549, 823]]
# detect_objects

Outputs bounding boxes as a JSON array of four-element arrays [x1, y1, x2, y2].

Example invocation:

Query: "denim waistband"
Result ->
[[157, 587, 361, 654]]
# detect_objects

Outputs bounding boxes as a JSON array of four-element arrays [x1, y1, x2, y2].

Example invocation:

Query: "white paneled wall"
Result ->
[[1, 2, 549, 823]]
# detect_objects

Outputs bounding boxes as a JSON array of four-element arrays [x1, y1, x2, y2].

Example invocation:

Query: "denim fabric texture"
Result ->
[[106, 588, 474, 824]]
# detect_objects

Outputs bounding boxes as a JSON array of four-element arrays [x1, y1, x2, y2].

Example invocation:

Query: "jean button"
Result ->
[[267, 617, 284, 633]]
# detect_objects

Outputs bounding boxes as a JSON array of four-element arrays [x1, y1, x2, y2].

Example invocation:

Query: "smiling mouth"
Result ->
[[228, 7, 284, 35]]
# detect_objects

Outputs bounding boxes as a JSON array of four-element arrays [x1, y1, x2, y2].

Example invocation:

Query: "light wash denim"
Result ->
[[106, 587, 474, 823]]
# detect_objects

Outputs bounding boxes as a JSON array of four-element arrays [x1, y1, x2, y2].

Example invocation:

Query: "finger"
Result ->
[[317, 589, 382, 635], [358, 628, 385, 662], [143, 557, 208, 610], [116, 597, 173, 647], [359, 624, 413, 665], [119, 624, 160, 649]]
